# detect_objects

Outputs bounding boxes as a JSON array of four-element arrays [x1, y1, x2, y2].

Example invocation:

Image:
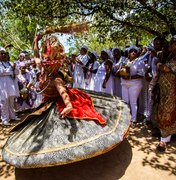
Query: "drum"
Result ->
[[20, 88, 28, 100]]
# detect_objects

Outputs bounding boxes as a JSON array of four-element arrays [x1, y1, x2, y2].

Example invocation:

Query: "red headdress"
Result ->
[[38, 23, 89, 73]]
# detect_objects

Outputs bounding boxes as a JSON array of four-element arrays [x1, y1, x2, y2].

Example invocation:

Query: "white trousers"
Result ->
[[0, 96, 16, 122], [121, 78, 143, 122], [161, 135, 171, 143]]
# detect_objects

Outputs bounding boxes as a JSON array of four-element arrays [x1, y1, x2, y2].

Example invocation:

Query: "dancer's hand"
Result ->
[[60, 105, 73, 118]]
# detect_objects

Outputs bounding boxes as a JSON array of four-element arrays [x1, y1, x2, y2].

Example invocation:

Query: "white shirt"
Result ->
[[73, 54, 89, 89], [0, 61, 19, 100]]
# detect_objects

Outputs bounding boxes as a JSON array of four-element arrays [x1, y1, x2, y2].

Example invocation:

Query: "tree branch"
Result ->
[[137, 0, 170, 25], [94, 21, 161, 36], [102, 10, 161, 36]]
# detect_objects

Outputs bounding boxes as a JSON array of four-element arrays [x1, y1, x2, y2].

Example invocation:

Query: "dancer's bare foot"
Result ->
[[60, 105, 73, 118]]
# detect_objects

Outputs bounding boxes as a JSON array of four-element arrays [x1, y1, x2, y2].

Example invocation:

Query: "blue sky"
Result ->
[[58, 34, 71, 53]]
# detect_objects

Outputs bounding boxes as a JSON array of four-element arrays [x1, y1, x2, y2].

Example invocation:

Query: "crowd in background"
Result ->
[[0, 35, 176, 152]]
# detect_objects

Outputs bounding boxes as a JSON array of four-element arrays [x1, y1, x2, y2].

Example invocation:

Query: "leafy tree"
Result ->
[[3, 0, 176, 35], [1, 0, 176, 58], [67, 28, 118, 56]]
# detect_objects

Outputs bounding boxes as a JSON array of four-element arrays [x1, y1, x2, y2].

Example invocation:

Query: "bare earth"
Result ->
[[0, 122, 176, 180]]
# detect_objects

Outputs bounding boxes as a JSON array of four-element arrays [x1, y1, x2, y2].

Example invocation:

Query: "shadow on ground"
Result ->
[[128, 122, 176, 176], [0, 125, 15, 179], [1, 119, 176, 180], [15, 139, 132, 180]]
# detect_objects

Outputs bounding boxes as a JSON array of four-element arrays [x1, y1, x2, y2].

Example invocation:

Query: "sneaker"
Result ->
[[2, 120, 11, 126]]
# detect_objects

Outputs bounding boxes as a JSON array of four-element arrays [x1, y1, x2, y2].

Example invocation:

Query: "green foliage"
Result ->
[[0, 0, 176, 60], [67, 28, 118, 56]]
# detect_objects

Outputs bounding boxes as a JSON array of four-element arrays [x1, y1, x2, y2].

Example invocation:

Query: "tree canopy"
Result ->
[[0, 0, 176, 57]]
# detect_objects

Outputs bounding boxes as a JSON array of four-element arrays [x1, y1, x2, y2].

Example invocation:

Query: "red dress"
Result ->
[[39, 60, 106, 125]]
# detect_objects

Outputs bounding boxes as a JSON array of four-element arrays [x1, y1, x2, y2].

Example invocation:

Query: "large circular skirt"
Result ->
[[2, 89, 130, 169]]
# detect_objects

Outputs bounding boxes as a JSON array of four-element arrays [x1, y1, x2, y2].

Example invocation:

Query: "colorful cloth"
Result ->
[[2, 90, 130, 168], [155, 57, 176, 137], [56, 88, 106, 124]]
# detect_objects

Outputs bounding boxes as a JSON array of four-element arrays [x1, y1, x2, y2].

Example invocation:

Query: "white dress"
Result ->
[[112, 57, 126, 98], [0, 61, 19, 122], [94, 62, 114, 95], [73, 54, 89, 89], [85, 61, 100, 91], [0, 61, 19, 101]]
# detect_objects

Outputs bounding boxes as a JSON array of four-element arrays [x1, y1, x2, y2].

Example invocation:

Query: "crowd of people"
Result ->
[[0, 50, 43, 126], [0, 35, 176, 152]]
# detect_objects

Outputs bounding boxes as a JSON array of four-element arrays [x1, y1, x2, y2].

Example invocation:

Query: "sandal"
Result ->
[[156, 141, 166, 152]]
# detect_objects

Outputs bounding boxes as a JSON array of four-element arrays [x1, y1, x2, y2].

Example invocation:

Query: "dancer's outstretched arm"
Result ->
[[33, 35, 43, 64]]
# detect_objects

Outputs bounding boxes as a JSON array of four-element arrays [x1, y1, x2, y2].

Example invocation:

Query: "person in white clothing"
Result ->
[[84, 52, 100, 90], [73, 45, 89, 89], [15, 62, 33, 112], [115, 46, 146, 126], [138, 46, 158, 124], [15, 53, 26, 69], [112, 48, 122, 97], [94, 49, 113, 94], [0, 48, 20, 126]]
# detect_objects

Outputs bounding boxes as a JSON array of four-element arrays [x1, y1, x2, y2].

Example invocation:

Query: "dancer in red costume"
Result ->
[[2, 24, 130, 169], [33, 34, 106, 124]]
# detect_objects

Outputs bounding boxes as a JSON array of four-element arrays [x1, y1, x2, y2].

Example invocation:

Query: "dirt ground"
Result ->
[[0, 121, 176, 180]]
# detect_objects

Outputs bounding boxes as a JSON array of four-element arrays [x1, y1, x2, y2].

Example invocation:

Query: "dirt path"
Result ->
[[0, 122, 176, 180]]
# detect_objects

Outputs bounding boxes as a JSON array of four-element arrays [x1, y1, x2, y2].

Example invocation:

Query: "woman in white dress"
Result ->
[[112, 48, 122, 97], [94, 49, 113, 94], [73, 45, 89, 89], [85, 52, 100, 91]]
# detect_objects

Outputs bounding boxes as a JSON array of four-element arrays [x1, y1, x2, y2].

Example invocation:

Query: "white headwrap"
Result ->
[[19, 53, 26, 57], [128, 46, 138, 52], [102, 49, 113, 60], [81, 45, 88, 51], [0, 47, 6, 52], [92, 51, 99, 59]]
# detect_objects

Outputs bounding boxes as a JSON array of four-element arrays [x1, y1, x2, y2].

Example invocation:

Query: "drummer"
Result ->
[[15, 62, 33, 112]]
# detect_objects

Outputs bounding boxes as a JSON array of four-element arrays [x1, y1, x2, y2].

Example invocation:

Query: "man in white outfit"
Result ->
[[0, 48, 20, 126], [73, 45, 89, 89]]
